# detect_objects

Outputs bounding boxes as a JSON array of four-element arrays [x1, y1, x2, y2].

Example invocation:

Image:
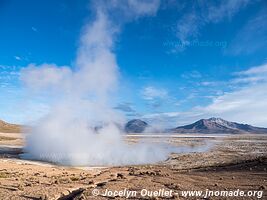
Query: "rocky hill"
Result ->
[[171, 117, 267, 134], [0, 120, 21, 133], [125, 119, 148, 133]]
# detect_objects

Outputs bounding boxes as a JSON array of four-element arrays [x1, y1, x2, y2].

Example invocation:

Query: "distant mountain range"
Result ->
[[125, 117, 267, 134], [1, 117, 267, 134]]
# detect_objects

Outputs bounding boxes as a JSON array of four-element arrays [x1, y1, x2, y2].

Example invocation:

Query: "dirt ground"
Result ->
[[0, 133, 266, 200]]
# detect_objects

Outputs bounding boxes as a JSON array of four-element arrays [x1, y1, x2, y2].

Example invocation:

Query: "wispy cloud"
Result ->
[[0, 65, 20, 86], [31, 26, 38, 32], [197, 81, 267, 127], [141, 86, 168, 100], [232, 63, 267, 84], [226, 7, 267, 55], [14, 56, 22, 61], [175, 0, 250, 49], [114, 102, 135, 113], [21, 63, 72, 93], [95, 0, 160, 22], [146, 63, 267, 127], [204, 0, 249, 22], [176, 12, 200, 44], [199, 81, 220, 86], [181, 70, 202, 79]]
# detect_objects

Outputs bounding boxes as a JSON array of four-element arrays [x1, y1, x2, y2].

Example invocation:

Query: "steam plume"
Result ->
[[21, 0, 170, 166]]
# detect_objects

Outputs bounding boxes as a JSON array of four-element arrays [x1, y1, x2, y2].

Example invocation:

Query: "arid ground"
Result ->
[[0, 132, 266, 200]]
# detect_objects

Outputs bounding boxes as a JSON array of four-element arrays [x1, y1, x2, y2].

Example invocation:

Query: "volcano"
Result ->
[[171, 117, 267, 134]]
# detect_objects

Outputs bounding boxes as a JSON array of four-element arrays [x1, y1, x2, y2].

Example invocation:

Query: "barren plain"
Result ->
[[0, 132, 266, 200]]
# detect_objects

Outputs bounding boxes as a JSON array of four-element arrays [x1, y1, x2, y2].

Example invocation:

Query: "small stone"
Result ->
[[40, 194, 49, 200], [25, 182, 32, 187], [17, 184, 24, 191], [150, 172, 156, 176], [96, 182, 106, 187], [259, 185, 265, 190], [117, 173, 124, 179]]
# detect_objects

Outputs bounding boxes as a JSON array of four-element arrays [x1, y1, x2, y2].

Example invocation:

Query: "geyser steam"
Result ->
[[21, 0, 169, 166]]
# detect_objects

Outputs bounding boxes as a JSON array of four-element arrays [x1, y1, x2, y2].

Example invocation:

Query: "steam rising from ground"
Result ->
[[21, 0, 172, 166], [21, 1, 211, 166]]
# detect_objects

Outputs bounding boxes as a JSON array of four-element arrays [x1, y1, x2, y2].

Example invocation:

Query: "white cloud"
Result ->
[[199, 81, 219, 86], [0, 65, 20, 89], [106, 0, 160, 17], [126, 0, 160, 16], [236, 64, 267, 75], [94, 0, 160, 24], [142, 86, 168, 100], [114, 102, 135, 113], [20, 63, 72, 92], [181, 70, 202, 79], [232, 63, 267, 84], [14, 56, 22, 61]]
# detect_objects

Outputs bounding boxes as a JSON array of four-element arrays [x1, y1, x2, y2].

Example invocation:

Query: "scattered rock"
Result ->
[[117, 173, 124, 179], [17, 184, 24, 191], [164, 183, 180, 190], [70, 176, 79, 181], [96, 182, 106, 187], [25, 182, 32, 187], [259, 185, 265, 190], [39, 194, 49, 200]]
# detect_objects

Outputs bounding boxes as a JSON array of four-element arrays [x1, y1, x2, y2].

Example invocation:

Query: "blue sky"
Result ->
[[0, 0, 267, 127]]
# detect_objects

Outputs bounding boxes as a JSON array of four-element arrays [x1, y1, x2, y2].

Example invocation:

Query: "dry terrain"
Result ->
[[0, 131, 266, 200], [0, 120, 21, 133]]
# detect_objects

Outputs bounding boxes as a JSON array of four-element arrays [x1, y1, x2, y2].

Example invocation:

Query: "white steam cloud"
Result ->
[[20, 0, 171, 166]]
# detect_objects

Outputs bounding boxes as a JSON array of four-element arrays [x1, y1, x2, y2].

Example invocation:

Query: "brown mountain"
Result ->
[[0, 120, 21, 133], [171, 117, 267, 134]]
